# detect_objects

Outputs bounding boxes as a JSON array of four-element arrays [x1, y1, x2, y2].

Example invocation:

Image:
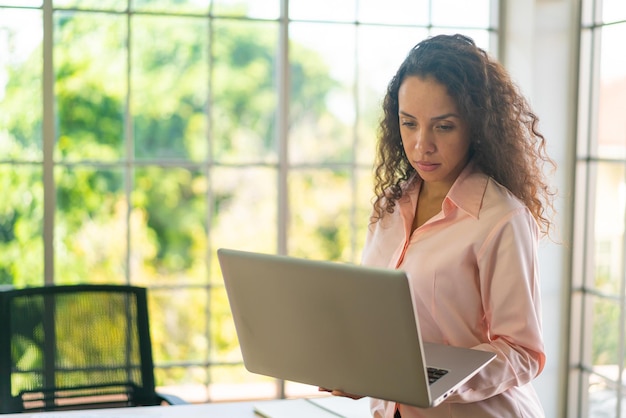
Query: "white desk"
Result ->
[[0, 402, 258, 418], [0, 397, 372, 418]]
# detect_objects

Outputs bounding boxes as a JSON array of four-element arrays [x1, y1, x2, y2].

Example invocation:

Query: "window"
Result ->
[[571, 0, 626, 415], [0, 0, 497, 403]]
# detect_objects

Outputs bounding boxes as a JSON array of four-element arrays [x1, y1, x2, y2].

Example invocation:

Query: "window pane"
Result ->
[[431, 0, 491, 28], [53, 0, 125, 10], [55, 166, 126, 284], [210, 285, 239, 362], [210, 166, 277, 274], [55, 11, 126, 162], [602, 0, 626, 24], [131, 167, 208, 285], [0, 1, 41, 5], [149, 288, 209, 364], [592, 296, 621, 366], [0, 8, 43, 162], [132, 0, 210, 14], [132, 15, 209, 161], [358, 0, 429, 25], [289, 22, 355, 164], [0, 165, 44, 286], [212, 20, 278, 164], [288, 169, 353, 261], [289, 0, 356, 22], [594, 162, 624, 292], [212, 0, 279, 19], [597, 23, 626, 160]]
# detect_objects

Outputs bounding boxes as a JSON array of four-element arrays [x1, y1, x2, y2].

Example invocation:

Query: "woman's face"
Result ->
[[398, 75, 471, 193]]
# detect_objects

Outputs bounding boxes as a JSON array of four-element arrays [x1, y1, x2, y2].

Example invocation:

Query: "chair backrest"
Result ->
[[0, 284, 161, 413]]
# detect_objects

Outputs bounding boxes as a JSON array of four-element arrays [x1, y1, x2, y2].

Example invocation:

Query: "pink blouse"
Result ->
[[362, 162, 546, 418]]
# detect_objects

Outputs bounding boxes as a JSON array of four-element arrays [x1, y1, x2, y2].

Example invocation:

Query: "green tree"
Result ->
[[0, 9, 348, 388]]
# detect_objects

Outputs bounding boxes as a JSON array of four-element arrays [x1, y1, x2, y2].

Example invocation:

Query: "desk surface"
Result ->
[[0, 402, 258, 418], [0, 402, 259, 418], [0, 397, 372, 418]]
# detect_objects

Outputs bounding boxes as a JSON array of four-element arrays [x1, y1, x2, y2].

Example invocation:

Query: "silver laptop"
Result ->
[[217, 248, 496, 408]]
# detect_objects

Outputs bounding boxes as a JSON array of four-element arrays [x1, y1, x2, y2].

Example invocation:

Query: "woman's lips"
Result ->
[[416, 161, 439, 172]]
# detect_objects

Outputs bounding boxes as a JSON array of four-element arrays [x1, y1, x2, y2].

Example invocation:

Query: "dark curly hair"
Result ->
[[372, 34, 556, 236]]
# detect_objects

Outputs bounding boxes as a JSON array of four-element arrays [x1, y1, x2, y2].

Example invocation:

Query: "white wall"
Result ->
[[501, 0, 579, 417]]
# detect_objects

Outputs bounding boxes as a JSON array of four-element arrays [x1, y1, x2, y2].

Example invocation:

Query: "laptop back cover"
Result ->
[[217, 248, 433, 407]]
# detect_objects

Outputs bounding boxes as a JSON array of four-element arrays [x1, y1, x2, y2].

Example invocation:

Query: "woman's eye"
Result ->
[[401, 120, 416, 128], [436, 124, 454, 131]]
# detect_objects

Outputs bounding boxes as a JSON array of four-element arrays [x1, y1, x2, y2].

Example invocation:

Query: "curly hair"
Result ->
[[372, 34, 556, 237]]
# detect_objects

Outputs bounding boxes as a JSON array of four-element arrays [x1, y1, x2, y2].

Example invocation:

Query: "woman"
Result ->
[[325, 34, 555, 417]]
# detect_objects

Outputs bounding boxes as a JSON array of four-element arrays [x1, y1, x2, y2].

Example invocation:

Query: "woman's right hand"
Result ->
[[318, 387, 364, 400]]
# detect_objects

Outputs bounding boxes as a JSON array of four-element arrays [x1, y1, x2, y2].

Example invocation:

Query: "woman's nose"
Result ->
[[414, 129, 434, 153]]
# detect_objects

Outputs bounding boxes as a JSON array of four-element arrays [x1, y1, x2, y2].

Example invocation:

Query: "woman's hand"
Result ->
[[318, 387, 364, 400]]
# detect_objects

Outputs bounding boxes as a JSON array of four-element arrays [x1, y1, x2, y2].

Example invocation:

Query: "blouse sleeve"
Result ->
[[445, 206, 546, 403]]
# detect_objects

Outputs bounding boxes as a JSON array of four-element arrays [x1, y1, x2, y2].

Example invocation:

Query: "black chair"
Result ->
[[0, 284, 186, 413]]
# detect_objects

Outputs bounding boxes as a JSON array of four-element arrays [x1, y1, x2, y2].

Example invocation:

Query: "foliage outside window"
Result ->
[[0, 0, 495, 402]]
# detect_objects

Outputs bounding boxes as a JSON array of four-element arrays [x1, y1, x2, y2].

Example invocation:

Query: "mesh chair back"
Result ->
[[0, 284, 160, 413]]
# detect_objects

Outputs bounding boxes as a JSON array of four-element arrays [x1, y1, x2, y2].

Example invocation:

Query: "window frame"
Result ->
[[1, 0, 500, 403]]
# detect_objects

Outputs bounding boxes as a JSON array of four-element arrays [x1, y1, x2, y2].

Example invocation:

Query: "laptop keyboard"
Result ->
[[427, 367, 449, 384]]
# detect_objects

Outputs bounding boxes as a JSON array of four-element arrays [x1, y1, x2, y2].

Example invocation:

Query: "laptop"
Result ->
[[217, 248, 496, 409]]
